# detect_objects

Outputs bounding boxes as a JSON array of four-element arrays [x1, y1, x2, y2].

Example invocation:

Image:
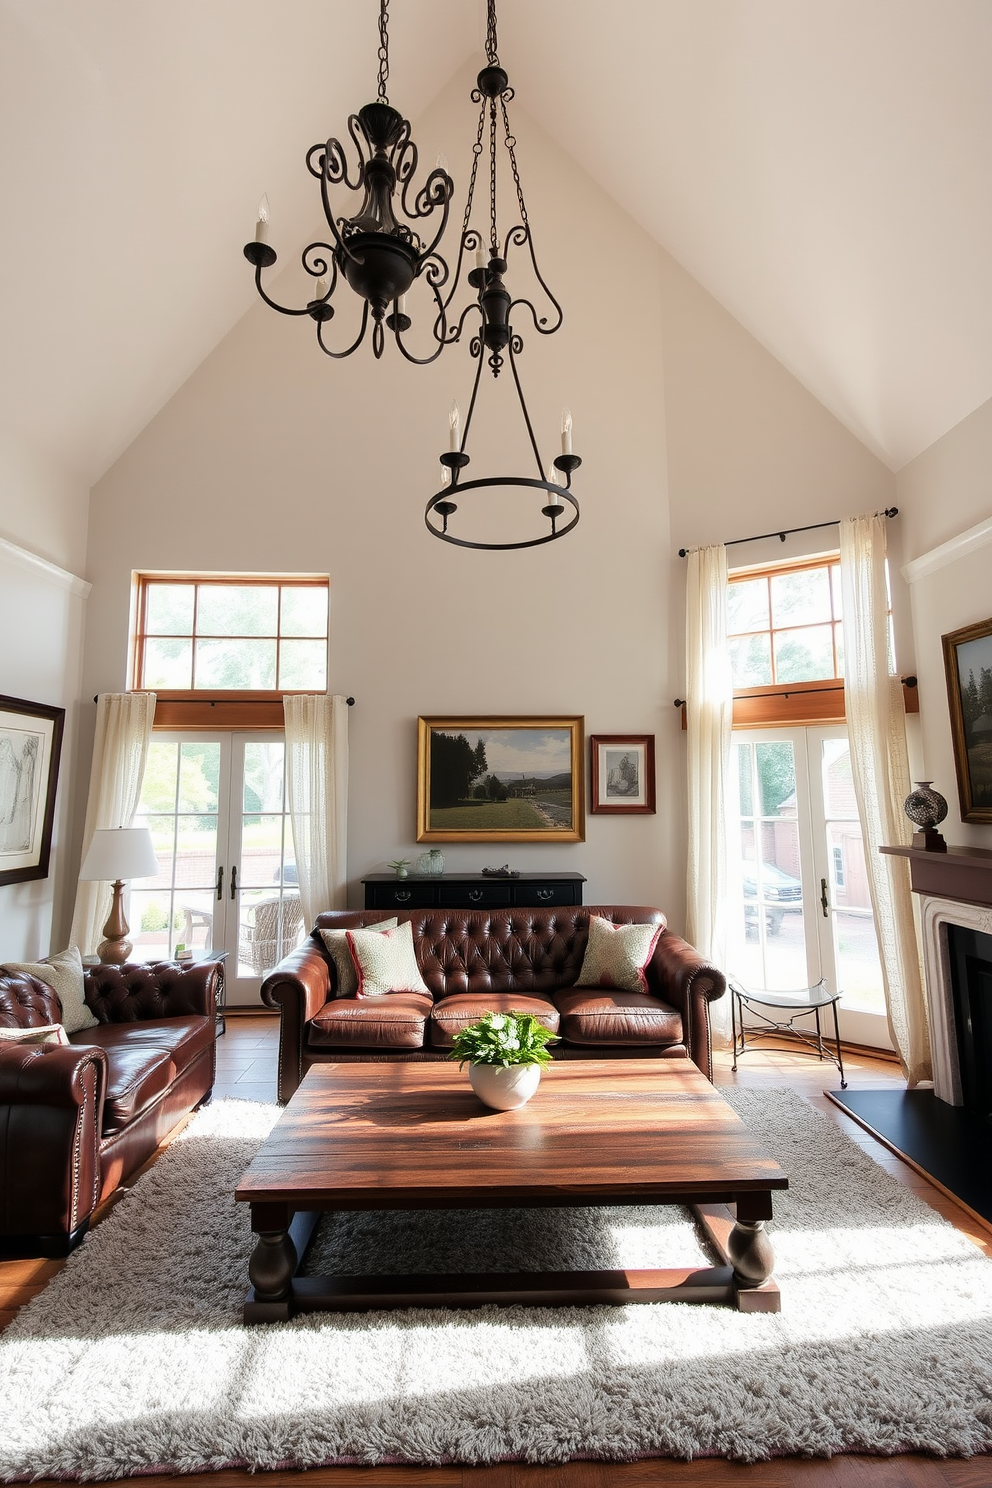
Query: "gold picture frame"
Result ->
[[942, 615, 992, 823], [417, 716, 585, 842]]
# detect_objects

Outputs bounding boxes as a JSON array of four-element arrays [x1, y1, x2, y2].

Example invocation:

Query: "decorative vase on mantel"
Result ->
[[904, 781, 949, 853], [416, 848, 445, 876]]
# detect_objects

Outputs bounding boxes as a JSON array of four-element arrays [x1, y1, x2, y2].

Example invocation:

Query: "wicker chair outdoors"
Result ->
[[239, 894, 305, 976]]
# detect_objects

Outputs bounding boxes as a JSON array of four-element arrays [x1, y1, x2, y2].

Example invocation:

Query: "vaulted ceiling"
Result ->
[[3, 0, 991, 485]]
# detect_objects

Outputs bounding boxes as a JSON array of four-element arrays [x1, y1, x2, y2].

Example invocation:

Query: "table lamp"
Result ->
[[79, 826, 159, 964]]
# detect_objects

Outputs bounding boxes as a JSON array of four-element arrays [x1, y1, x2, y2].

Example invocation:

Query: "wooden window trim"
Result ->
[[679, 680, 918, 730], [133, 574, 329, 720]]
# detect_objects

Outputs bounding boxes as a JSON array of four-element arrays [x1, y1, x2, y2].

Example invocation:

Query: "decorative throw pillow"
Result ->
[[574, 916, 663, 996], [0, 945, 97, 1034], [0, 1023, 70, 1046], [320, 919, 398, 997], [345, 921, 430, 999]]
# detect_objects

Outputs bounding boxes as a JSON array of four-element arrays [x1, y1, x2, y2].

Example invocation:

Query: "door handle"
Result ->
[[230, 865, 238, 900], [216, 865, 224, 901], [820, 877, 829, 918]]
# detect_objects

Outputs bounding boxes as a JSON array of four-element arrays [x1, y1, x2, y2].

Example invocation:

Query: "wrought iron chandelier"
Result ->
[[425, 0, 581, 550], [243, 0, 455, 362]]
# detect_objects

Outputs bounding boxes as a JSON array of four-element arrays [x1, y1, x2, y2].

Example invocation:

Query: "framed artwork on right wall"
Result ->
[[589, 735, 656, 814], [942, 615, 992, 823]]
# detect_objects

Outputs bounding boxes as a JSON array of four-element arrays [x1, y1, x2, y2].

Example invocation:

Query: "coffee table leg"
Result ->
[[727, 1217, 774, 1287], [247, 1201, 297, 1321]]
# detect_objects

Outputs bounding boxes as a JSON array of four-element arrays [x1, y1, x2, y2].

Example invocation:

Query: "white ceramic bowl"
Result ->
[[468, 1062, 541, 1110]]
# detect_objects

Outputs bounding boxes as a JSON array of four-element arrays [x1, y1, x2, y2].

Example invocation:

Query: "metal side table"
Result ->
[[729, 976, 847, 1088]]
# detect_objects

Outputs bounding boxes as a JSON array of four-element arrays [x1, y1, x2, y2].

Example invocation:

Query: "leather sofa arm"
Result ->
[[650, 932, 727, 1082], [0, 1043, 108, 1248], [85, 960, 222, 1023], [261, 941, 332, 1103]]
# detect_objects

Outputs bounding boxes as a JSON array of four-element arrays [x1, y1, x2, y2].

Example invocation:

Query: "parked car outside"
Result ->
[[742, 861, 803, 934]]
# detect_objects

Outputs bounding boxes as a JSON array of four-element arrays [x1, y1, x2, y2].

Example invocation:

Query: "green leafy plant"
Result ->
[[387, 858, 410, 872], [447, 1010, 558, 1069]]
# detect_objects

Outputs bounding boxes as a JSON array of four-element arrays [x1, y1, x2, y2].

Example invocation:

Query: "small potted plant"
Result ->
[[448, 1010, 558, 1110], [387, 858, 411, 879]]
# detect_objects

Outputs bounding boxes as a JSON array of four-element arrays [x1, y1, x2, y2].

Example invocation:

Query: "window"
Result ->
[[132, 575, 329, 728], [727, 555, 909, 728]]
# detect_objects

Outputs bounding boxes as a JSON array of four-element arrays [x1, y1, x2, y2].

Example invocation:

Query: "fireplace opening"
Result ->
[[948, 923, 992, 1120]]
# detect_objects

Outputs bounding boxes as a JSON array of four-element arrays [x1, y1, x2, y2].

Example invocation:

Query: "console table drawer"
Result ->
[[523, 881, 581, 906], [438, 882, 513, 908], [365, 883, 437, 910]]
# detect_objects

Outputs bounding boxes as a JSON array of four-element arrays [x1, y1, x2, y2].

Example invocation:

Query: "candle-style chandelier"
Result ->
[[243, 0, 455, 362], [425, 0, 581, 550]]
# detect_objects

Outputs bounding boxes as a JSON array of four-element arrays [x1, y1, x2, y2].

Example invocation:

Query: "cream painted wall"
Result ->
[[79, 72, 896, 967], [0, 422, 90, 956], [897, 396, 992, 852]]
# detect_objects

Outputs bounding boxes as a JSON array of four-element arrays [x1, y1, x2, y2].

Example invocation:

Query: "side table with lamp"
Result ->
[[78, 825, 159, 964]]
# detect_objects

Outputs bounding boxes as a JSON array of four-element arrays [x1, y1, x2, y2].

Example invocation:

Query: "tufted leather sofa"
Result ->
[[263, 907, 725, 1103], [0, 959, 221, 1257]]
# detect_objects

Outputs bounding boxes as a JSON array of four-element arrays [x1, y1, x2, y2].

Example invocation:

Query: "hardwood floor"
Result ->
[[3, 1013, 990, 1487]]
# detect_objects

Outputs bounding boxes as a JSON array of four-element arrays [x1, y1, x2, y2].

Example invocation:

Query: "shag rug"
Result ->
[[3, 1089, 992, 1479]]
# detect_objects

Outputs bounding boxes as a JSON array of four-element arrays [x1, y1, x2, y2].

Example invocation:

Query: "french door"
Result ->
[[129, 732, 305, 1005], [729, 725, 893, 1050]]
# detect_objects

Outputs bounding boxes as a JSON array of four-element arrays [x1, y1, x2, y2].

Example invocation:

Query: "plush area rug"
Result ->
[[2, 1089, 992, 1479]]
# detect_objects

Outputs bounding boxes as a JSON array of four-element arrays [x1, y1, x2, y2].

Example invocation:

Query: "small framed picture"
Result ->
[[0, 693, 65, 885], [943, 616, 992, 823], [590, 735, 655, 814]]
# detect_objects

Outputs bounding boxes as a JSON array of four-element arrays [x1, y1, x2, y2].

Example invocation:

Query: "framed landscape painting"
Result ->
[[590, 734, 656, 814], [417, 716, 585, 842], [943, 616, 992, 823], [0, 693, 65, 886]]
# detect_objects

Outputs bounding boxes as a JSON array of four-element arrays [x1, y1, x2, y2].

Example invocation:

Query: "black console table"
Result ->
[[362, 872, 585, 911]]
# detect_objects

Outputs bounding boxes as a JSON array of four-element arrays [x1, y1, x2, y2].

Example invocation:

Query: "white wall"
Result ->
[[80, 73, 894, 942], [897, 396, 992, 851], [0, 427, 90, 958]]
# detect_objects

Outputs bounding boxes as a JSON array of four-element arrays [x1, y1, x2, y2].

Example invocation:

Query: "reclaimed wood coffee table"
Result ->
[[236, 1059, 788, 1322]]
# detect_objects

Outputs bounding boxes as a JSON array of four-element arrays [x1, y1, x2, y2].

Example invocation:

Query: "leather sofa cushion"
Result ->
[[429, 993, 559, 1050], [70, 1017, 215, 1078], [98, 1044, 174, 1134], [309, 993, 432, 1049], [553, 990, 683, 1046]]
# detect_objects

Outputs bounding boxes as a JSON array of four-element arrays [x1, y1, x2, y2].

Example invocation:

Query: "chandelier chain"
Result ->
[[377, 0, 390, 103], [461, 101, 487, 241], [500, 95, 528, 226], [486, 0, 499, 65], [489, 99, 500, 252]]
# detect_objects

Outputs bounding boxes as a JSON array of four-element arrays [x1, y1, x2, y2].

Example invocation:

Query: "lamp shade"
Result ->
[[79, 826, 158, 883]]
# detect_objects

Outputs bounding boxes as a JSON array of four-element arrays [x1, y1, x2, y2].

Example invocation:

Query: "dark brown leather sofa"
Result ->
[[263, 906, 726, 1103], [0, 959, 221, 1257]]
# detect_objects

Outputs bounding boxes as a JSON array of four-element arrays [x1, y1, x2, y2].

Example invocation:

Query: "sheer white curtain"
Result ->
[[685, 544, 734, 1041], [283, 693, 349, 930], [840, 514, 931, 1085], [70, 692, 157, 956]]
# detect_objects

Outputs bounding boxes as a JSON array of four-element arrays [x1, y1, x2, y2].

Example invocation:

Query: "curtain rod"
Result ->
[[677, 507, 898, 559], [672, 676, 917, 707], [93, 695, 356, 705]]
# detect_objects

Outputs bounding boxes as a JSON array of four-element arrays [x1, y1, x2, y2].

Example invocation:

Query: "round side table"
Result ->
[[729, 976, 847, 1088]]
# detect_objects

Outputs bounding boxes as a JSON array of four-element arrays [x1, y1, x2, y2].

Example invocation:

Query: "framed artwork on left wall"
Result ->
[[0, 693, 65, 885]]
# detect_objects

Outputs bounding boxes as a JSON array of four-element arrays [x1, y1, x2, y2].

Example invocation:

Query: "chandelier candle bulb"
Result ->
[[449, 401, 461, 451], [314, 277, 328, 300], [561, 407, 573, 455], [476, 245, 485, 270], [255, 195, 270, 245], [397, 294, 407, 316]]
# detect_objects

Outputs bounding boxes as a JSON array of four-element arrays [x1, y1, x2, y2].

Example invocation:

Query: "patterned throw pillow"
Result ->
[[345, 921, 430, 999], [574, 916, 663, 995], [0, 1024, 70, 1046], [320, 919, 398, 998], [0, 945, 97, 1034]]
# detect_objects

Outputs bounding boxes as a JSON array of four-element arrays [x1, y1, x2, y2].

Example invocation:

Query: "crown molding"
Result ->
[[901, 515, 992, 584], [0, 536, 91, 598]]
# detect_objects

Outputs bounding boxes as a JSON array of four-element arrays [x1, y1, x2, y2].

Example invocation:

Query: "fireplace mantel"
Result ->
[[880, 843, 992, 910], [882, 842, 992, 1105]]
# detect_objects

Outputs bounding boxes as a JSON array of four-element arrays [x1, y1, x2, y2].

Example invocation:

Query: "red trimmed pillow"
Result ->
[[345, 921, 430, 998], [574, 916, 663, 995]]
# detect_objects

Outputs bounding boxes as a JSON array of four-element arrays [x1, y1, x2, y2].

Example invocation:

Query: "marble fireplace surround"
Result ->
[[882, 844, 992, 1107]]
